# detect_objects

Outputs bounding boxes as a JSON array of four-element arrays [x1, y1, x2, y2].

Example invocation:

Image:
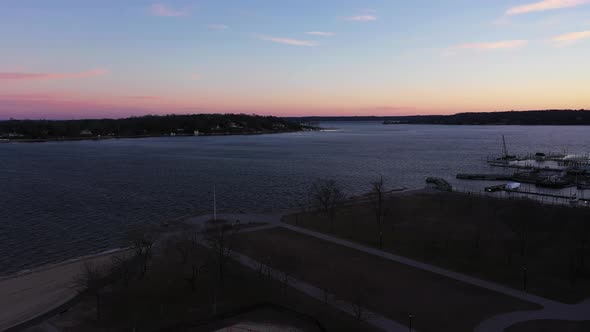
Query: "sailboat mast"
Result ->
[[502, 135, 508, 159]]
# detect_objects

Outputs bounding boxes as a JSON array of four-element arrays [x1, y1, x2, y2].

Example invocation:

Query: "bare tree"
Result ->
[[310, 178, 346, 233], [370, 176, 387, 249], [295, 197, 310, 226], [110, 254, 135, 288], [128, 228, 156, 279], [203, 224, 233, 288], [343, 273, 372, 322], [74, 262, 111, 321]]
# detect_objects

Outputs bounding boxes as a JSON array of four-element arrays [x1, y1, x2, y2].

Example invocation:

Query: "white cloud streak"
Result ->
[[207, 24, 228, 30], [305, 31, 336, 37], [346, 14, 377, 22], [258, 36, 318, 46]]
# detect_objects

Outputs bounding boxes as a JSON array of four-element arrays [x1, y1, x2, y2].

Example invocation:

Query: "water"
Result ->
[[1, 123, 589, 275]]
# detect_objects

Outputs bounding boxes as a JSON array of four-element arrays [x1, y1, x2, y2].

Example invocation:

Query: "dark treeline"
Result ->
[[0, 114, 304, 139], [404, 110, 590, 125], [294, 109, 590, 125]]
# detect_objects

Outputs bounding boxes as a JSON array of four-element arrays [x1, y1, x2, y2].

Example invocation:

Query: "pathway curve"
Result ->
[[230, 248, 415, 332], [199, 212, 590, 331], [473, 298, 590, 332]]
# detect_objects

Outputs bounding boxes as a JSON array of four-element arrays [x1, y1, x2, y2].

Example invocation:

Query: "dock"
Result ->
[[456, 174, 512, 181]]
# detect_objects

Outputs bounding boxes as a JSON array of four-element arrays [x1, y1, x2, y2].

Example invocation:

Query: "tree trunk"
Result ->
[[95, 292, 101, 321]]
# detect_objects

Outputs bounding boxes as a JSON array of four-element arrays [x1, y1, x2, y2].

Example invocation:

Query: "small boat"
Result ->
[[485, 185, 505, 192], [536, 175, 575, 188], [504, 182, 521, 191]]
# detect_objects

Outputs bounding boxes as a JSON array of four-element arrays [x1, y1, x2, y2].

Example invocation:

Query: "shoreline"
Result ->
[[0, 129, 311, 144], [0, 248, 133, 331], [0, 247, 129, 282]]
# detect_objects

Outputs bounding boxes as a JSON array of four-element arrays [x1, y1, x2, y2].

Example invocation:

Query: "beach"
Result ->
[[0, 249, 129, 331]]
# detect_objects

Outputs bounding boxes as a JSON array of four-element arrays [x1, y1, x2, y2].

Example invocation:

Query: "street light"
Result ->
[[523, 266, 528, 291], [408, 313, 412, 332]]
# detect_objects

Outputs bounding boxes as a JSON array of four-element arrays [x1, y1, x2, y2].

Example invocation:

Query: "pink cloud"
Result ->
[[0, 69, 107, 81], [452, 40, 528, 51], [125, 96, 161, 100], [550, 30, 590, 45], [150, 3, 189, 17], [506, 0, 590, 15]]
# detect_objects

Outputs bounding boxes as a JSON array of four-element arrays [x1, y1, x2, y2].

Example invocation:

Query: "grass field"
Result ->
[[285, 190, 590, 303], [233, 227, 539, 332]]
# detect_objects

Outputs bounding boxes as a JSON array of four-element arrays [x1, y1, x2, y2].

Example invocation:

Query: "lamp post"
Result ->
[[523, 266, 528, 291], [408, 313, 412, 332]]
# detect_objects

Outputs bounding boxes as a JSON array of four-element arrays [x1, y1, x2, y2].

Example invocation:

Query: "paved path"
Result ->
[[277, 222, 590, 331], [474, 298, 590, 332], [210, 212, 556, 306], [279, 223, 556, 308], [230, 251, 415, 332], [199, 212, 590, 332]]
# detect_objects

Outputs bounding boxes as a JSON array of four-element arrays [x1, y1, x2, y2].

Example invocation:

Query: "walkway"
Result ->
[[230, 248, 415, 332], [203, 212, 590, 331]]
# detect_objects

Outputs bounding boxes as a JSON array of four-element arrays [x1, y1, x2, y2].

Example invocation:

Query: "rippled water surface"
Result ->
[[1, 123, 589, 274]]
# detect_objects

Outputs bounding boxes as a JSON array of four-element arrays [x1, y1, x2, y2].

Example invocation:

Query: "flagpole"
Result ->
[[213, 184, 217, 221]]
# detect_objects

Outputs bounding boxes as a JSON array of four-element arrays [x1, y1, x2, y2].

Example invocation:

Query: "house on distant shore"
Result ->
[[1, 132, 25, 139], [79, 129, 93, 136]]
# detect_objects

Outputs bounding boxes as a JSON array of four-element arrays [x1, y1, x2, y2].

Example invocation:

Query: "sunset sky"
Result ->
[[1, 0, 590, 119]]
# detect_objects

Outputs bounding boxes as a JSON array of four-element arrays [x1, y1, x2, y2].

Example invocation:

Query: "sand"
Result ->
[[0, 249, 129, 331]]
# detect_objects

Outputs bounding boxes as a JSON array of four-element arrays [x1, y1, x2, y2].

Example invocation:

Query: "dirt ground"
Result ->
[[233, 227, 540, 332]]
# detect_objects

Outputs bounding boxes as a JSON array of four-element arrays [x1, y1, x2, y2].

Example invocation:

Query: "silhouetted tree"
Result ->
[[74, 262, 111, 321], [128, 229, 156, 279], [370, 176, 387, 249], [310, 179, 346, 233]]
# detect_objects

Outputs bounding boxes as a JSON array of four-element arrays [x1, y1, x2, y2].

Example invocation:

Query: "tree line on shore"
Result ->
[[294, 109, 590, 125], [0, 114, 305, 139]]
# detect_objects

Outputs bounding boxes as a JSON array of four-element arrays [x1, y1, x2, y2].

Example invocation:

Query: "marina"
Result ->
[[455, 136, 590, 206]]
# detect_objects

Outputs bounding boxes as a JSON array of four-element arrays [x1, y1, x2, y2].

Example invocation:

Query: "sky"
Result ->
[[1, 0, 590, 119]]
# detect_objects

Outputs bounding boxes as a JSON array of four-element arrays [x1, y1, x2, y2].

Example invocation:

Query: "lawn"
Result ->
[[285, 190, 590, 303], [233, 227, 540, 332]]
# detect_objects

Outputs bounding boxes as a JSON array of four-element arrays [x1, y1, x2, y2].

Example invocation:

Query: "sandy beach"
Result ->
[[0, 249, 130, 331]]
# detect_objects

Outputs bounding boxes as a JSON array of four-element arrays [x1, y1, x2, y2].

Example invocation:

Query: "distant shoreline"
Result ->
[[291, 109, 590, 125], [0, 129, 306, 144]]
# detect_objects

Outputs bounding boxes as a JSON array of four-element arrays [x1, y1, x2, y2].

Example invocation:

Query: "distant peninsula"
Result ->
[[0, 114, 311, 142], [294, 109, 590, 125]]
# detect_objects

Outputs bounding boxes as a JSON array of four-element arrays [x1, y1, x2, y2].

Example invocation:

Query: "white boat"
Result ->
[[504, 182, 521, 191]]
